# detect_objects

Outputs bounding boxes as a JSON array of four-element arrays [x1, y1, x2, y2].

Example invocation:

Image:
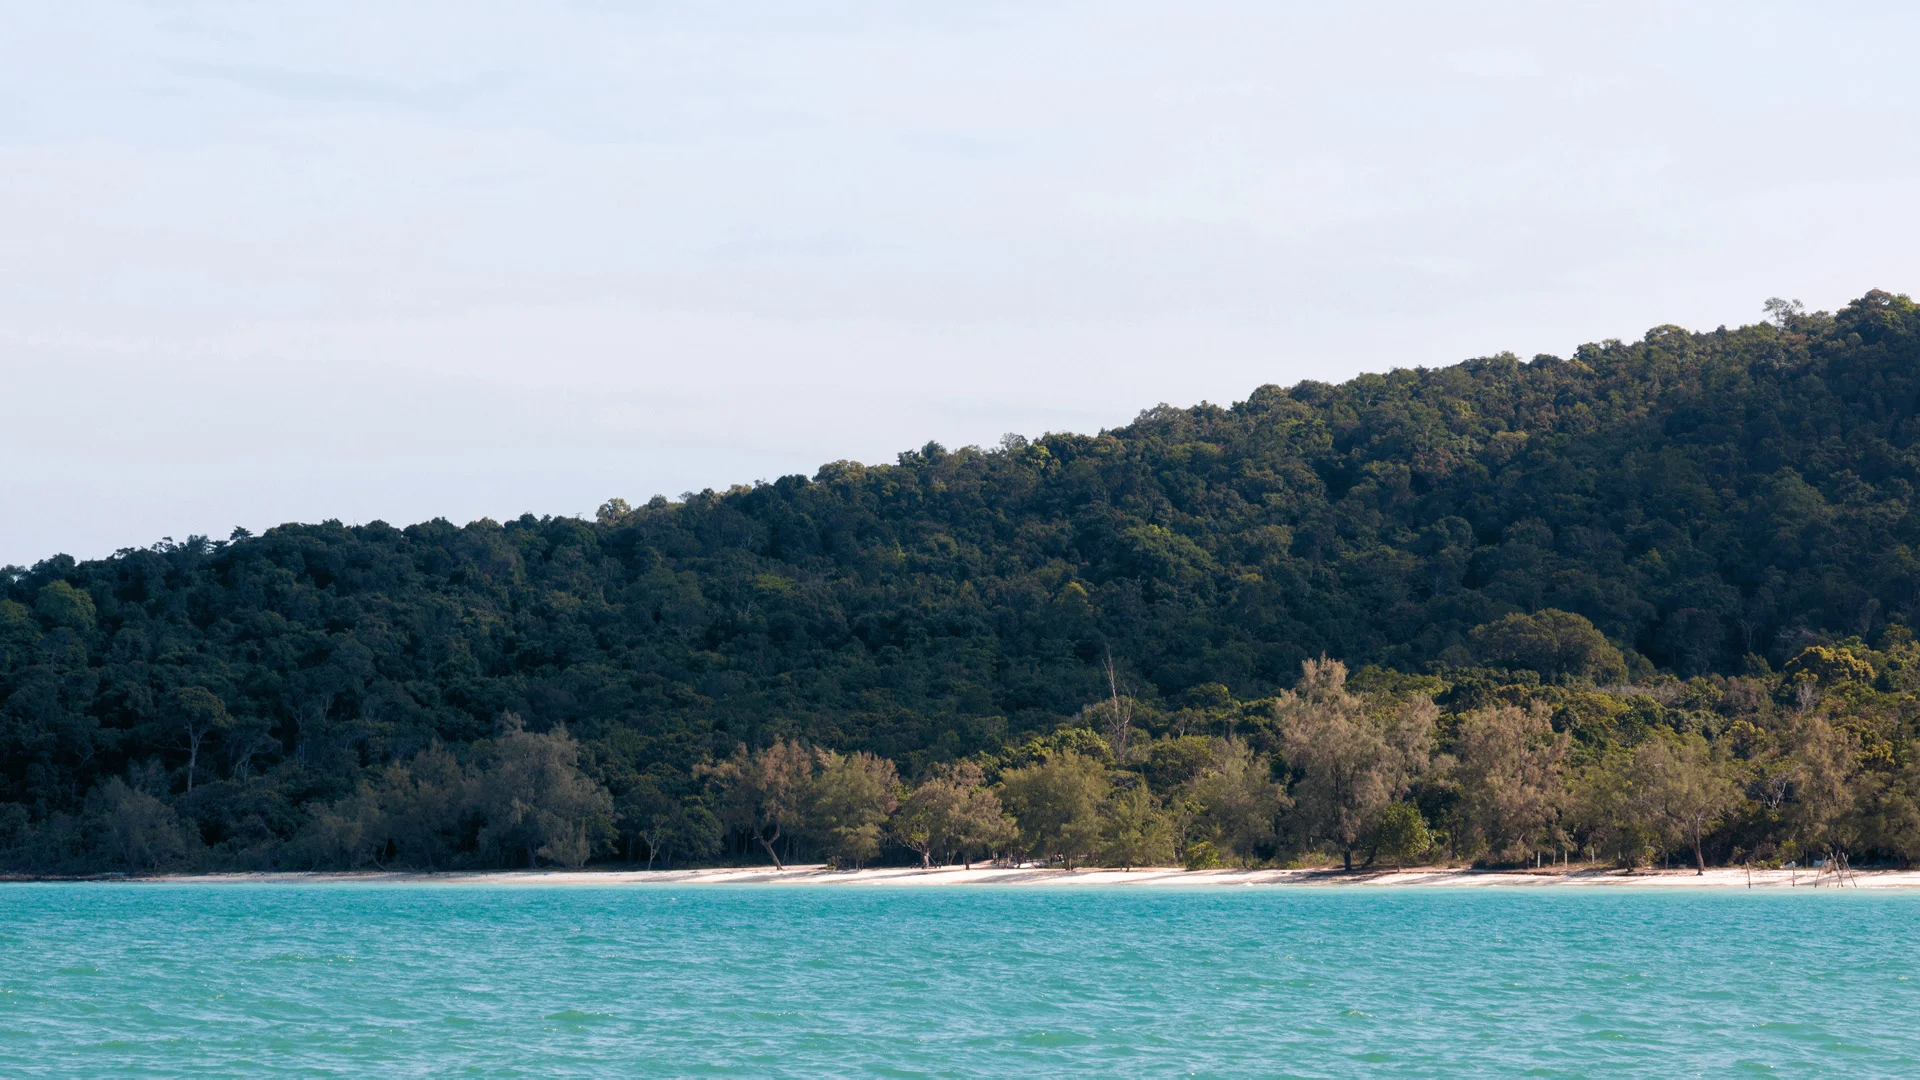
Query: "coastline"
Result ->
[[33, 864, 1920, 888]]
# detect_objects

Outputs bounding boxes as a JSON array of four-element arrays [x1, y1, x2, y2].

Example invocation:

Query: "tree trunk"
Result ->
[[1343, 846, 1353, 872], [1693, 829, 1705, 875], [185, 728, 203, 793], [757, 832, 784, 870]]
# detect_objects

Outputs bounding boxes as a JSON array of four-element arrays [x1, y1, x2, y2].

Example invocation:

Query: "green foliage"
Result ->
[[33, 581, 95, 631], [1182, 840, 1223, 871], [805, 750, 899, 868], [1373, 802, 1431, 867], [998, 752, 1109, 868], [1781, 646, 1875, 688], [1275, 658, 1433, 869], [1470, 610, 1627, 683], [1452, 705, 1568, 864], [891, 762, 1015, 869], [613, 774, 720, 869], [471, 718, 613, 869], [94, 776, 189, 871], [1183, 738, 1288, 865], [1100, 784, 1174, 869], [701, 740, 813, 869]]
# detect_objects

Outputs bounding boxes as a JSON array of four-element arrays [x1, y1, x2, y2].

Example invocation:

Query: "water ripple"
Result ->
[[2, 885, 1918, 1076]]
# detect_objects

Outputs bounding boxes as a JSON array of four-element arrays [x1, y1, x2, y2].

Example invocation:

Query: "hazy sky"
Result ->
[[6, 2, 1918, 565]]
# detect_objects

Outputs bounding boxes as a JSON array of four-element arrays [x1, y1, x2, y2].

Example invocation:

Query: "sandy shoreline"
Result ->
[[30, 864, 1918, 888]]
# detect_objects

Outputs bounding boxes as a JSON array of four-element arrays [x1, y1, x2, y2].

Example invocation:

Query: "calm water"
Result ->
[[1, 884, 1916, 1077]]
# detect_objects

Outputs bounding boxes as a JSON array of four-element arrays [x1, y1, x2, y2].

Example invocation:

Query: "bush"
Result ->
[[1470, 609, 1627, 682], [1373, 802, 1431, 867], [1184, 841, 1223, 871]]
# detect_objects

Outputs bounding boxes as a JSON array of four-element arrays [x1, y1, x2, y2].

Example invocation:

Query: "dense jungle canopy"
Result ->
[[6, 290, 1920, 873]]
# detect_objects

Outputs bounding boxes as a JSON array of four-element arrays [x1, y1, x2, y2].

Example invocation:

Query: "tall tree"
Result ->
[[893, 762, 1013, 869], [1275, 658, 1434, 870], [1632, 734, 1737, 873], [1570, 750, 1658, 867], [471, 717, 615, 869], [998, 752, 1108, 869], [1453, 705, 1568, 865], [170, 687, 232, 795], [1184, 738, 1288, 866], [1101, 785, 1173, 870], [805, 750, 899, 868], [701, 740, 813, 869], [1786, 718, 1861, 866]]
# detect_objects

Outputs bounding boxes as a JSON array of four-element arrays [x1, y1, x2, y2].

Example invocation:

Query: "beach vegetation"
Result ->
[[999, 752, 1109, 869], [804, 749, 899, 868], [1373, 803, 1431, 867]]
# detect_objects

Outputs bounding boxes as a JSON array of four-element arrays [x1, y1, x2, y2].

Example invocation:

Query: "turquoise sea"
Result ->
[[1, 884, 1916, 1077]]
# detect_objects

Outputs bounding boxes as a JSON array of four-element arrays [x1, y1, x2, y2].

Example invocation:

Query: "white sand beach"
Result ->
[[130, 864, 1920, 889]]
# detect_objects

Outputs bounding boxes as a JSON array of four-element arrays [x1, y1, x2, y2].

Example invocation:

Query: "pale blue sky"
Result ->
[[5, 2, 1919, 564]]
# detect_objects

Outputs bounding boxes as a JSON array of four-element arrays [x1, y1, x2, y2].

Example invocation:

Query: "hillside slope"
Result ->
[[4, 290, 1919, 865]]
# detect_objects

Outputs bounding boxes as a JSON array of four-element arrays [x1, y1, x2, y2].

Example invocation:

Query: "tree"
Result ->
[[171, 687, 232, 794], [890, 783, 944, 869], [806, 749, 899, 867], [1781, 646, 1874, 690], [222, 713, 278, 784], [1090, 650, 1137, 766], [300, 787, 382, 869], [1763, 296, 1805, 326], [1454, 704, 1568, 864], [950, 784, 1019, 869], [1101, 784, 1173, 869], [298, 743, 469, 871], [998, 752, 1108, 868], [700, 739, 813, 869], [1860, 760, 1920, 869], [1373, 802, 1431, 867], [650, 802, 722, 870], [1275, 658, 1434, 870], [370, 742, 469, 869], [1184, 738, 1288, 866], [33, 581, 96, 631], [1632, 734, 1737, 873], [893, 762, 1013, 869], [91, 776, 188, 871], [1469, 609, 1627, 682], [616, 775, 721, 870], [1785, 718, 1861, 866], [1569, 750, 1658, 867], [471, 716, 614, 868]]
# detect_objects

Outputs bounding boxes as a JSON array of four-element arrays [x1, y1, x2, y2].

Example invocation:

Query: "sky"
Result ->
[[5, 1, 1919, 566]]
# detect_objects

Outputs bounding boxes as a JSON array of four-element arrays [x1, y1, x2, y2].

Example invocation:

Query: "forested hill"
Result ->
[[5, 290, 1920, 869]]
